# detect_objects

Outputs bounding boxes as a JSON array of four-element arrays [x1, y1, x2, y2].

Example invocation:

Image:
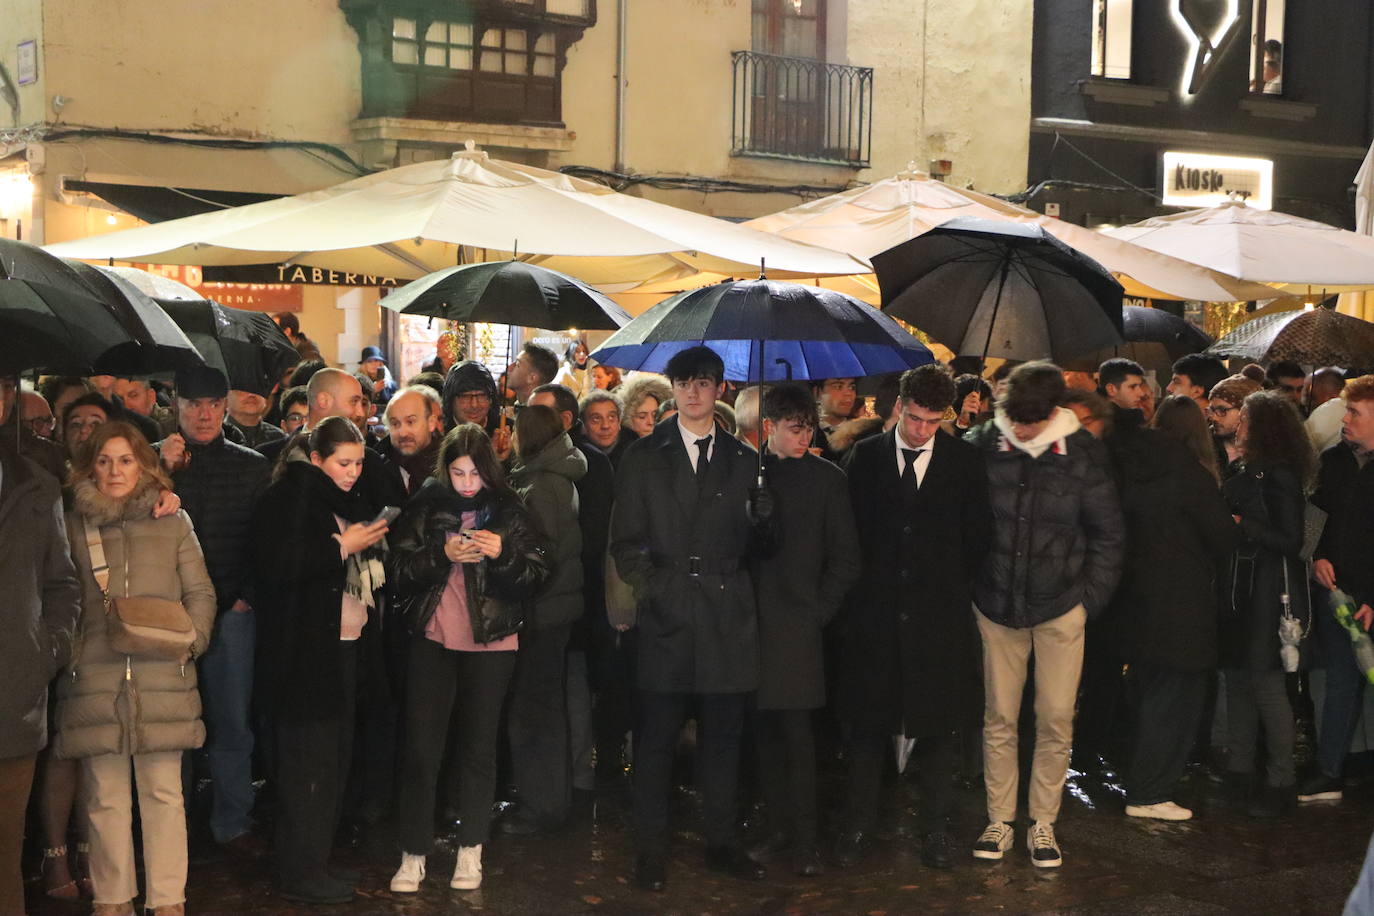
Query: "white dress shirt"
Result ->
[[678, 417, 715, 468], [894, 428, 934, 489]]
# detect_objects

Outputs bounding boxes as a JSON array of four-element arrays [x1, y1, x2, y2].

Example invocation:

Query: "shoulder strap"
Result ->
[[84, 519, 111, 597]]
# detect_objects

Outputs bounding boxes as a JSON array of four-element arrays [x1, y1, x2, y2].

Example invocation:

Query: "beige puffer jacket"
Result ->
[[53, 477, 217, 760]]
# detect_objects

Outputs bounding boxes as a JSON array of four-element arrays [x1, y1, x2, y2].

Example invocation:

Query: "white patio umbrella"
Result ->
[[627, 168, 1276, 302], [45, 145, 866, 282], [1106, 200, 1374, 294]]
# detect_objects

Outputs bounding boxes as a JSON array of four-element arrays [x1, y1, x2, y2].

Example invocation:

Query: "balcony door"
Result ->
[[749, 0, 827, 158]]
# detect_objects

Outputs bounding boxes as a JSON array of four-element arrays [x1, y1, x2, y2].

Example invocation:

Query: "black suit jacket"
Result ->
[[841, 428, 991, 736]]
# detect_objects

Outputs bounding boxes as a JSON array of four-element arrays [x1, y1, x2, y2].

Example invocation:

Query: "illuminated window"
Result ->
[[1090, 0, 1133, 80], [1249, 0, 1285, 95]]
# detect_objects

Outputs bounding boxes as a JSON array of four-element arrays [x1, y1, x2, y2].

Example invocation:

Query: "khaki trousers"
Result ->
[[976, 604, 1086, 824], [0, 753, 36, 916], [83, 751, 187, 910]]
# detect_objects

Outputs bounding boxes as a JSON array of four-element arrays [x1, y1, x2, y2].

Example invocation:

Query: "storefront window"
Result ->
[[1249, 0, 1284, 94], [1090, 0, 1132, 80]]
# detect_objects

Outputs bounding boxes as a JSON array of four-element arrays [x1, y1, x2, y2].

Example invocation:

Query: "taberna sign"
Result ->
[[1161, 151, 1273, 210]]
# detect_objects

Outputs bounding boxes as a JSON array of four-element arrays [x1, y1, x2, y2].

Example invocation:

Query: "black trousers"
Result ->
[[1125, 663, 1208, 805], [507, 623, 572, 828], [754, 709, 819, 847], [1075, 619, 1126, 763], [634, 690, 748, 858], [397, 637, 516, 852], [591, 626, 639, 775], [274, 641, 357, 884], [846, 725, 955, 835]]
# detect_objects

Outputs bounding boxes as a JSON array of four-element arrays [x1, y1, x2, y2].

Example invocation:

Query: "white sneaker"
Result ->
[[1125, 801, 1193, 821], [451, 844, 483, 890], [971, 821, 1015, 860], [1028, 821, 1062, 869], [389, 852, 426, 893]]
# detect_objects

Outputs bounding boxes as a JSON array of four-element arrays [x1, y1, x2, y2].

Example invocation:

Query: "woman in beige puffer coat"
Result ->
[[55, 421, 216, 916]]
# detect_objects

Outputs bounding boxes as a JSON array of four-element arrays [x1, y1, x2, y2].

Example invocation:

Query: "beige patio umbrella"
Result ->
[[1338, 140, 1374, 320], [45, 145, 866, 281], [626, 168, 1275, 303], [1106, 200, 1374, 294]]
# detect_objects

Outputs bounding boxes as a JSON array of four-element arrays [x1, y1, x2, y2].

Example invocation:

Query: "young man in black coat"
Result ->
[[609, 346, 775, 892], [748, 384, 861, 877], [837, 365, 991, 870], [964, 362, 1124, 870]]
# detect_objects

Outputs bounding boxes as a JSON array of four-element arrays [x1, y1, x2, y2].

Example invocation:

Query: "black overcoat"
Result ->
[[752, 452, 860, 710], [841, 429, 991, 737], [1220, 462, 1311, 671], [610, 418, 762, 694]]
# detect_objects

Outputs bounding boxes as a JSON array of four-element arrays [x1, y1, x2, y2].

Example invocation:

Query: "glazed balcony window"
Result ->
[[1090, 0, 1133, 80]]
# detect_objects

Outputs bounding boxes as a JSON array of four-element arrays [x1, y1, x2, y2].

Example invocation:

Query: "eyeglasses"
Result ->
[[456, 393, 492, 405], [1207, 405, 1236, 416], [25, 415, 55, 436]]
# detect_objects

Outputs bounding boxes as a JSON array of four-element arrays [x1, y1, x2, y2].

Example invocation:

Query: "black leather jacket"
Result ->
[[386, 478, 549, 643]]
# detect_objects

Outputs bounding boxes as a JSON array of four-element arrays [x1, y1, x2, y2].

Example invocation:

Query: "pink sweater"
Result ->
[[424, 511, 518, 652]]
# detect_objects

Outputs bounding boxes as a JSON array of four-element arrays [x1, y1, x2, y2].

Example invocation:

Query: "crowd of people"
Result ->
[[3, 324, 1373, 914]]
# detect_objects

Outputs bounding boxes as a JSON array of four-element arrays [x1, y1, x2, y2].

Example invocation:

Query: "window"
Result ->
[[1249, 0, 1285, 94], [391, 17, 473, 69], [1090, 0, 1133, 80], [752, 0, 826, 60], [500, 0, 591, 16]]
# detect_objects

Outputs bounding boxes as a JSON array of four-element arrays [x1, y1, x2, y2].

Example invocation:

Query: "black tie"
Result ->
[[695, 436, 713, 481], [901, 447, 919, 490]]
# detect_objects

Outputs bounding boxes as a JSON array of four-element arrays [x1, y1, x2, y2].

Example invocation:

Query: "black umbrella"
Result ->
[[1206, 308, 1374, 368], [1062, 306, 1213, 373], [0, 238, 203, 374], [64, 260, 205, 373], [379, 260, 631, 330], [156, 299, 299, 396], [591, 277, 934, 484], [873, 218, 1125, 363]]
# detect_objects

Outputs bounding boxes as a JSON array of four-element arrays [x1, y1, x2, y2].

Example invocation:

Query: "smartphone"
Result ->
[[371, 505, 401, 526]]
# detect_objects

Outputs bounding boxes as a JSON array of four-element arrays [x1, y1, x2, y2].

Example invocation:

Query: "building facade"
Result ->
[[1, 0, 1034, 369]]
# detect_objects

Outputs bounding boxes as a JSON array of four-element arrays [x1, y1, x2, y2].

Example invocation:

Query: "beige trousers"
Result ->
[[83, 750, 187, 909], [976, 604, 1086, 825]]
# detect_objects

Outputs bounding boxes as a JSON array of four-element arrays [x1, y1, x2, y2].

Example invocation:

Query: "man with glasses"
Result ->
[[19, 389, 55, 439], [1208, 375, 1262, 480], [277, 387, 310, 436], [837, 365, 990, 870], [439, 360, 511, 458]]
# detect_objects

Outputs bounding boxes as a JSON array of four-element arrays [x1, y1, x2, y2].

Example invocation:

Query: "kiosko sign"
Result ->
[[1161, 151, 1273, 210]]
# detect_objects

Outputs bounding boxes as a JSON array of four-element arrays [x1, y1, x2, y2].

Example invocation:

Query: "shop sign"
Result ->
[[201, 264, 402, 287], [132, 263, 304, 313], [1161, 151, 1272, 210]]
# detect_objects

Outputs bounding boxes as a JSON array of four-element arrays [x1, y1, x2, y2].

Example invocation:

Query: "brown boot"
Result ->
[[91, 903, 135, 916], [148, 905, 185, 916]]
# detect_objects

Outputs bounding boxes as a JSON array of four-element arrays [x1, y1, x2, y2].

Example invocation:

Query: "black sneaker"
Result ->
[[1027, 821, 1062, 869], [971, 821, 1014, 861], [1297, 773, 1344, 802]]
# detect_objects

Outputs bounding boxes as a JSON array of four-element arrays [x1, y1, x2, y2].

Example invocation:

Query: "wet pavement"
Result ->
[[28, 761, 1372, 916]]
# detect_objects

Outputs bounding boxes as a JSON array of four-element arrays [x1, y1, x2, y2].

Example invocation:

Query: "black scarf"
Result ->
[[289, 459, 373, 524]]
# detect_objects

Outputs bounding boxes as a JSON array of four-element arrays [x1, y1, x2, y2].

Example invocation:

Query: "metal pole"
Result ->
[[981, 254, 1012, 365], [614, 0, 628, 173]]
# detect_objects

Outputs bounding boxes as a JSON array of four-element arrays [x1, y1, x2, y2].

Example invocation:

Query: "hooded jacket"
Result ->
[[55, 476, 217, 759], [387, 478, 550, 643], [964, 407, 1125, 628], [441, 361, 501, 431], [0, 446, 80, 758], [510, 432, 587, 630]]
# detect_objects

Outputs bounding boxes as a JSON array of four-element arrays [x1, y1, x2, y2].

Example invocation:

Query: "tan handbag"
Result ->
[[85, 520, 196, 661]]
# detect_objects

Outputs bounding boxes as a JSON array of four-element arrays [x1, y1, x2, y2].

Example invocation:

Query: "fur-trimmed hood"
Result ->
[[71, 475, 161, 526], [826, 417, 884, 454]]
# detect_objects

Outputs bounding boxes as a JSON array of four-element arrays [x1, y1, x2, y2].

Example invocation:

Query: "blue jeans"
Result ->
[[1317, 595, 1368, 779], [198, 607, 257, 843]]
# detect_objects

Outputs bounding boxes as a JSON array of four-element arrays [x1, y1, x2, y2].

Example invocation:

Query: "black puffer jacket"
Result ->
[[387, 478, 550, 643], [166, 433, 270, 613], [965, 409, 1125, 628]]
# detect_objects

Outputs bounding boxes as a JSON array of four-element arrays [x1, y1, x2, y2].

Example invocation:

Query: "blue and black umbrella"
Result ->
[[591, 277, 933, 483]]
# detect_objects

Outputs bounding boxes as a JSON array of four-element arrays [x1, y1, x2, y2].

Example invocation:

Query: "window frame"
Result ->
[[751, 0, 827, 61], [1089, 0, 1133, 81], [1248, 0, 1286, 96]]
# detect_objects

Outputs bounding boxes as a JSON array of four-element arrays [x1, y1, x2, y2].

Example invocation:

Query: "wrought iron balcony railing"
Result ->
[[731, 50, 873, 167]]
